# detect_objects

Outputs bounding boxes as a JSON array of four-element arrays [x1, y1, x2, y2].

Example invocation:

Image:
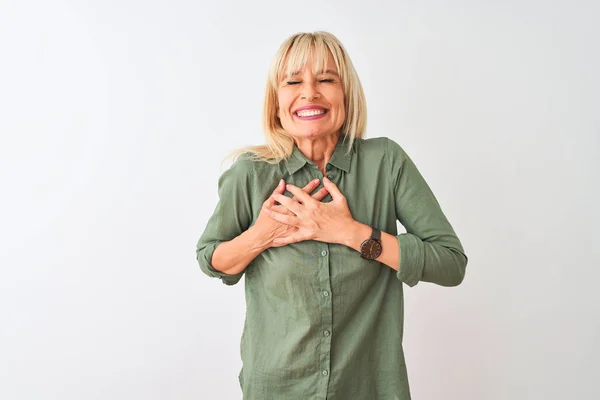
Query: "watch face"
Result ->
[[361, 239, 382, 260]]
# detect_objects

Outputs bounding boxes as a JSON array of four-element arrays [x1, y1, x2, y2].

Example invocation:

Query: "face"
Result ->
[[276, 53, 346, 141]]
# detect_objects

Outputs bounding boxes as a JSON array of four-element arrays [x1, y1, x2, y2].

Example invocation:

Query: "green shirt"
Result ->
[[196, 136, 467, 400]]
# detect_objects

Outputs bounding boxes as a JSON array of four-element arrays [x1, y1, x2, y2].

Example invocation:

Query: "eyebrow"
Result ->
[[284, 69, 340, 78]]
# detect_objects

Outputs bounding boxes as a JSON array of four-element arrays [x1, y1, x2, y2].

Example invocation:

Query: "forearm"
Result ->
[[211, 226, 270, 275], [342, 221, 466, 287], [399, 233, 467, 287], [342, 221, 400, 272]]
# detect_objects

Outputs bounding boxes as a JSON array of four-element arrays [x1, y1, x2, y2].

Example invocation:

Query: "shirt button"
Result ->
[[326, 174, 334, 180], [321, 250, 328, 257], [323, 291, 329, 297], [322, 370, 328, 376], [324, 330, 330, 337]]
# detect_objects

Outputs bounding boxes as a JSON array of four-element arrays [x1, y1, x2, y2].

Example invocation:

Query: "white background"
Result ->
[[1, 0, 599, 399]]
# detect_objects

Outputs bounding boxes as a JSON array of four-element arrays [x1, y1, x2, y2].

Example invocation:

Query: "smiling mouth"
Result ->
[[295, 109, 328, 119], [296, 109, 326, 117]]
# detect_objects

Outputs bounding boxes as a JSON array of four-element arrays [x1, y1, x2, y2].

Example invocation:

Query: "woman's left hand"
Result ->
[[264, 177, 357, 246]]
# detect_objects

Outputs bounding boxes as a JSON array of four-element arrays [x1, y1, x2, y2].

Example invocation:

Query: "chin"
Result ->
[[292, 127, 337, 139]]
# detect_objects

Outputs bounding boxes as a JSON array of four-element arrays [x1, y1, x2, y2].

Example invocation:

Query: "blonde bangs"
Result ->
[[276, 36, 331, 84]]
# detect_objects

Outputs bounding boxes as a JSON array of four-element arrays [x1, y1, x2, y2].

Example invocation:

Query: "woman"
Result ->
[[196, 31, 467, 400]]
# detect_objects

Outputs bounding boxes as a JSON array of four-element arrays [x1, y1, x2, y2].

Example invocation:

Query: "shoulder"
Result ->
[[219, 152, 257, 185], [221, 152, 282, 184], [354, 136, 409, 160]]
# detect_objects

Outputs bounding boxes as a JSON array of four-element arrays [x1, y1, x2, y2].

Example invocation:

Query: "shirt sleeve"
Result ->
[[195, 156, 255, 286], [385, 138, 468, 287]]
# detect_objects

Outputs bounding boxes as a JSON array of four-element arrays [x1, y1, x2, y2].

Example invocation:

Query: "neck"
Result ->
[[294, 133, 340, 174]]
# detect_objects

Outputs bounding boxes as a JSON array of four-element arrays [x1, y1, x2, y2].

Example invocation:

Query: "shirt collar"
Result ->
[[285, 135, 354, 175]]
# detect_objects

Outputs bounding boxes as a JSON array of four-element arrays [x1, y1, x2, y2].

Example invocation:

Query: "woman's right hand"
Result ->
[[253, 179, 328, 249]]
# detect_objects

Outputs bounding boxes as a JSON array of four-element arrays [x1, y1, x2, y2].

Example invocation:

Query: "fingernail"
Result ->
[[279, 179, 284, 186], [313, 179, 319, 183]]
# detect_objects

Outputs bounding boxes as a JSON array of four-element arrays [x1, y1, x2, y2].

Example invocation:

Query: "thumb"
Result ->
[[267, 179, 285, 207]]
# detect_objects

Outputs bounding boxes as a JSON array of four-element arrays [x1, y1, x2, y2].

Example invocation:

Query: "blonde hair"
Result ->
[[229, 31, 367, 164]]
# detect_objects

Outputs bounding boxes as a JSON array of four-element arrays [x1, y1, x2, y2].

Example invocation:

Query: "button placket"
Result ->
[[317, 243, 333, 395]]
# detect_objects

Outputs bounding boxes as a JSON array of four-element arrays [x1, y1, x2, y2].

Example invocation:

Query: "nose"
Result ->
[[301, 81, 320, 101]]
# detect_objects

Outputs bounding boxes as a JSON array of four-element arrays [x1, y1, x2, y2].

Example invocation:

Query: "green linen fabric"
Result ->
[[196, 136, 467, 400]]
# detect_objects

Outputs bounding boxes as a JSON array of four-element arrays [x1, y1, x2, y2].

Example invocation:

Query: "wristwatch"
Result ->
[[360, 226, 382, 260]]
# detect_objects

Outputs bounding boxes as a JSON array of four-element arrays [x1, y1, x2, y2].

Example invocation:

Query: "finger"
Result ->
[[270, 240, 289, 248], [271, 204, 287, 213], [264, 207, 299, 226], [300, 179, 320, 193], [271, 193, 302, 215], [267, 179, 285, 207], [273, 233, 306, 246], [322, 177, 345, 202], [311, 187, 329, 201], [286, 184, 313, 204], [272, 204, 296, 216], [293, 179, 320, 202], [271, 228, 298, 247]]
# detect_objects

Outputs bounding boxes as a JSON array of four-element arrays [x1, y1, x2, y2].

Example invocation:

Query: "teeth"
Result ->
[[296, 109, 325, 117]]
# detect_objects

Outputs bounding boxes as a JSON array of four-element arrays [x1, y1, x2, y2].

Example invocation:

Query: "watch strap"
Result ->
[[371, 226, 381, 241]]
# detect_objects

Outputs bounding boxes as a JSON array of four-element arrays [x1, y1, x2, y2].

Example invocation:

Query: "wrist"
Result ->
[[244, 225, 272, 253], [341, 221, 371, 252]]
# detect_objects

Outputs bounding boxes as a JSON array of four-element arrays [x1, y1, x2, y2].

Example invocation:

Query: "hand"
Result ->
[[252, 178, 329, 249], [264, 177, 356, 246]]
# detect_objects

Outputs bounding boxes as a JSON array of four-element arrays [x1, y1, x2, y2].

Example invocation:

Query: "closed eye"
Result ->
[[287, 81, 301, 85], [320, 79, 335, 83]]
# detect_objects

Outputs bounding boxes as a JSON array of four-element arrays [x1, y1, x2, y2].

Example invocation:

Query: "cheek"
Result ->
[[278, 106, 291, 119], [277, 104, 293, 124], [330, 90, 345, 111], [277, 91, 292, 113], [333, 97, 346, 117]]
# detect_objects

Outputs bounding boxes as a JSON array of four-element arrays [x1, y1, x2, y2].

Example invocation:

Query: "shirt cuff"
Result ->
[[396, 233, 424, 287], [197, 241, 244, 286]]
